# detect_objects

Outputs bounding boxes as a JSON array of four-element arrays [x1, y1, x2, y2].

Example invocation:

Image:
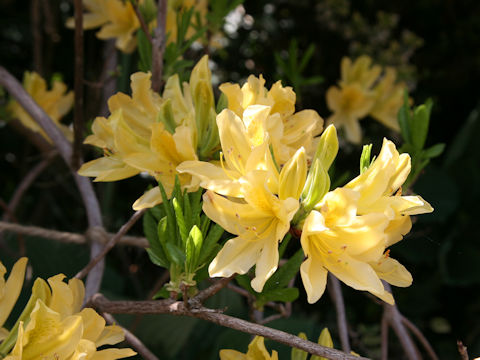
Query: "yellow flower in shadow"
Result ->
[[220, 336, 278, 360], [8, 72, 73, 142]]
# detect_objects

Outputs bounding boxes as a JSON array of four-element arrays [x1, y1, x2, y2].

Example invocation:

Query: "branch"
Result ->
[[0, 66, 106, 297], [75, 209, 146, 280], [401, 316, 439, 360], [151, 0, 167, 92], [132, 0, 153, 44], [0, 221, 148, 248], [102, 312, 159, 360], [380, 313, 389, 360], [72, 0, 84, 169], [328, 274, 351, 353], [457, 341, 469, 360], [191, 276, 235, 305], [90, 294, 369, 360]]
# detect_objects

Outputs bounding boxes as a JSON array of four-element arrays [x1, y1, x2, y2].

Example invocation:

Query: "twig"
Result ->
[[381, 313, 389, 360], [382, 283, 420, 360], [401, 316, 439, 360], [91, 294, 369, 360], [457, 340, 469, 360], [72, 0, 84, 169], [192, 276, 235, 305], [151, 0, 167, 92], [0, 221, 148, 248], [75, 209, 146, 280], [328, 274, 351, 353], [102, 312, 159, 360], [132, 0, 153, 44]]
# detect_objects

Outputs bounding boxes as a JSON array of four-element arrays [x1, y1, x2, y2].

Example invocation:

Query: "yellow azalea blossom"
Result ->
[[219, 75, 323, 165], [205, 148, 306, 292], [369, 68, 404, 132], [66, 0, 139, 53], [220, 336, 278, 360], [79, 56, 216, 209], [0, 258, 28, 331], [8, 72, 74, 142], [326, 83, 375, 144], [327, 56, 406, 144], [66, 0, 209, 53], [2, 269, 135, 360], [300, 138, 433, 304], [177, 105, 279, 198]]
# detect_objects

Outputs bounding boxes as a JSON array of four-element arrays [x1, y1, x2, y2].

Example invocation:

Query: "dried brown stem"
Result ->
[[328, 274, 351, 353], [401, 316, 439, 360], [151, 0, 167, 92], [457, 340, 469, 360], [132, 1, 153, 44], [0, 221, 148, 248], [72, 0, 84, 169], [102, 312, 159, 360], [75, 209, 146, 280], [91, 294, 369, 360]]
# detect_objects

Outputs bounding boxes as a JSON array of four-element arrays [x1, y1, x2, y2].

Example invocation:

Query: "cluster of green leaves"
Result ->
[[398, 93, 445, 188], [143, 179, 224, 297], [274, 40, 324, 102], [235, 235, 304, 309]]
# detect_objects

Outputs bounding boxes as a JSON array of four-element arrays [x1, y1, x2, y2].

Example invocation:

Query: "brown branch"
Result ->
[[401, 316, 439, 360], [328, 274, 351, 353], [102, 312, 159, 360], [382, 283, 420, 360], [0, 221, 148, 248], [90, 294, 369, 360], [381, 313, 389, 360], [457, 340, 469, 360], [132, 1, 153, 44], [75, 209, 146, 280], [151, 0, 167, 92], [192, 276, 235, 305], [72, 0, 84, 169]]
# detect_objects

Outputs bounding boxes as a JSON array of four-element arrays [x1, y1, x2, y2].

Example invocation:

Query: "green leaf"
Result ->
[[137, 29, 152, 72], [291, 333, 309, 360], [198, 223, 224, 265], [257, 288, 299, 307], [152, 286, 170, 300], [173, 198, 188, 247], [359, 144, 373, 174], [411, 104, 431, 150], [186, 226, 203, 272], [183, 191, 193, 232], [166, 242, 186, 266], [157, 217, 173, 263], [423, 143, 445, 158], [263, 249, 304, 292], [146, 248, 169, 268], [158, 181, 176, 245], [143, 210, 159, 246]]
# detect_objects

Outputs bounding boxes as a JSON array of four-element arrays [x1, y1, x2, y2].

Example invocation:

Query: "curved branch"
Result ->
[[90, 294, 370, 360]]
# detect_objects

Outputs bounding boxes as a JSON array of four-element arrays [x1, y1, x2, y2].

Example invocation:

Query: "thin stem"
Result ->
[[151, 0, 167, 92], [328, 274, 351, 353], [91, 294, 369, 360], [0, 221, 148, 248], [72, 0, 84, 169], [401, 316, 439, 360], [102, 312, 160, 360], [192, 276, 235, 305], [75, 209, 146, 280], [132, 0, 153, 44]]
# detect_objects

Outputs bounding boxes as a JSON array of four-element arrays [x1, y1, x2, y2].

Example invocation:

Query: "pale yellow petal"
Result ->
[[78, 157, 139, 182], [300, 256, 328, 304], [370, 256, 412, 287], [0, 257, 27, 328]]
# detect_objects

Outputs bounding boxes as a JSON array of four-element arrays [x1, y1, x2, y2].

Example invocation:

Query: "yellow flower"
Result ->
[[0, 258, 28, 332], [2, 270, 135, 360], [300, 139, 433, 304], [66, 0, 139, 53], [220, 336, 278, 360], [327, 56, 406, 144], [219, 75, 323, 165], [8, 72, 74, 142], [326, 83, 375, 144], [177, 105, 279, 198], [205, 148, 306, 292], [369, 68, 404, 132]]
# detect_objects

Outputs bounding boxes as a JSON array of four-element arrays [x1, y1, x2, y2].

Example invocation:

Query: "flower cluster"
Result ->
[[66, 0, 208, 53], [78, 55, 218, 210], [0, 258, 135, 360], [8, 71, 74, 143], [326, 56, 405, 144]]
